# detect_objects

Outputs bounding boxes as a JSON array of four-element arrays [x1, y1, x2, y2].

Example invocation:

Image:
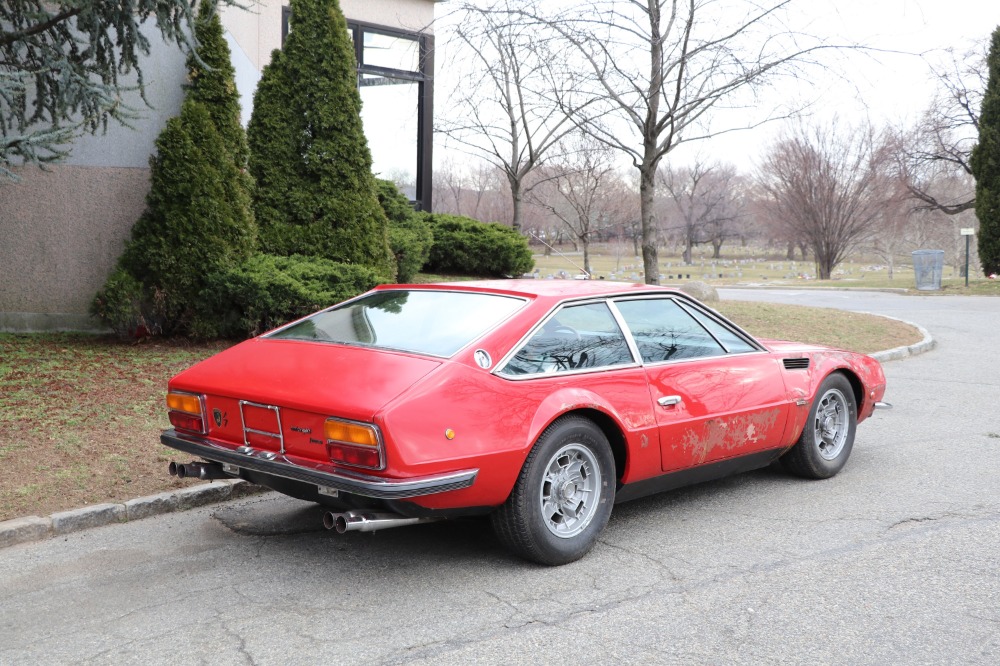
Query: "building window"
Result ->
[[282, 9, 434, 210]]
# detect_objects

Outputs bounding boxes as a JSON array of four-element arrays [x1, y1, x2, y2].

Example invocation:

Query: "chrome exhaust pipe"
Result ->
[[168, 461, 229, 480], [322, 510, 439, 534]]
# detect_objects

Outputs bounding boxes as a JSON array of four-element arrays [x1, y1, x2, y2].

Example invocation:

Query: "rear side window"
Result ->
[[615, 298, 725, 363], [499, 302, 634, 376]]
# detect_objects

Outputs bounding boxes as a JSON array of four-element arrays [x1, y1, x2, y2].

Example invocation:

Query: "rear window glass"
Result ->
[[269, 290, 524, 357]]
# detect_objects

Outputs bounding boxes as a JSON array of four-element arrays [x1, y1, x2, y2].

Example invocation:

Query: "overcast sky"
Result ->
[[434, 0, 1000, 174]]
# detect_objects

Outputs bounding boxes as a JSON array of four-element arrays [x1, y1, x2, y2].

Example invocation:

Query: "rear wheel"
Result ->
[[492, 416, 615, 565], [781, 373, 857, 479]]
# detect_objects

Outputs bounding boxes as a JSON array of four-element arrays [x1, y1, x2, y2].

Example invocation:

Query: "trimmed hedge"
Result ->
[[422, 213, 533, 277], [193, 254, 384, 338]]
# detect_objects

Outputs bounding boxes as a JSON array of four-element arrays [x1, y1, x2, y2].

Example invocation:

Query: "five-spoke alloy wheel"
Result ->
[[492, 416, 615, 565], [781, 373, 858, 479]]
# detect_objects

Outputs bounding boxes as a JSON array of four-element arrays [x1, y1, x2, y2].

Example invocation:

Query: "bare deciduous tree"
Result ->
[[899, 42, 986, 215], [531, 140, 627, 274], [438, 0, 581, 230], [759, 121, 890, 280], [516, 0, 835, 284], [659, 160, 744, 264]]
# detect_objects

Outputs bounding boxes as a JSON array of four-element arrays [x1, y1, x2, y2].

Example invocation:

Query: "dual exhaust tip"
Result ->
[[322, 510, 437, 534], [167, 462, 435, 534], [167, 461, 229, 480]]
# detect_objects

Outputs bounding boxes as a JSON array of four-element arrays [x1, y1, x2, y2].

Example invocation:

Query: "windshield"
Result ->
[[268, 290, 525, 357]]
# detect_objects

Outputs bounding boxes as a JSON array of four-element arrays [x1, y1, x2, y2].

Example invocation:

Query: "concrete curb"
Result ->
[[0, 479, 263, 551], [868, 315, 936, 363]]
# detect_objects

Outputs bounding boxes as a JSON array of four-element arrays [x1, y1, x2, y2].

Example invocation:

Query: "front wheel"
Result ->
[[781, 373, 857, 479], [491, 416, 615, 565]]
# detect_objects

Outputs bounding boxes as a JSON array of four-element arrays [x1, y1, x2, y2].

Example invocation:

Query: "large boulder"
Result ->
[[679, 281, 719, 303]]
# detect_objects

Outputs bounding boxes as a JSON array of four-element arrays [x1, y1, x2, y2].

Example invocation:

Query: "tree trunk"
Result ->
[[712, 238, 723, 258], [639, 165, 659, 284], [511, 180, 523, 231], [582, 239, 590, 275], [786, 241, 795, 260]]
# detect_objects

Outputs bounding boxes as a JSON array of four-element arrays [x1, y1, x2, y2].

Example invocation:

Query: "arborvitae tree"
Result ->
[[187, 0, 249, 167], [92, 2, 257, 337], [247, 0, 395, 280], [118, 100, 256, 332], [972, 26, 1000, 275]]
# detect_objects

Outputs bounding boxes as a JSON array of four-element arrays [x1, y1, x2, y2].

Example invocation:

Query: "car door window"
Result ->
[[499, 302, 634, 376], [681, 303, 758, 354], [615, 298, 726, 363]]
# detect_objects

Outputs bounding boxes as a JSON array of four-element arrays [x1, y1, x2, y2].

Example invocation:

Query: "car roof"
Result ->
[[380, 279, 684, 305]]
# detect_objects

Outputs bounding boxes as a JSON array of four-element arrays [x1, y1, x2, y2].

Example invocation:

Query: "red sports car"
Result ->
[[162, 280, 889, 565]]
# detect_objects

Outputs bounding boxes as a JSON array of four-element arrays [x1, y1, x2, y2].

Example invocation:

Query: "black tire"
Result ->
[[491, 416, 615, 565], [781, 373, 858, 479]]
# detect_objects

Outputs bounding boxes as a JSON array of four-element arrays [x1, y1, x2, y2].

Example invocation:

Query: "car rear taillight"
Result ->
[[167, 391, 206, 434], [324, 418, 384, 470]]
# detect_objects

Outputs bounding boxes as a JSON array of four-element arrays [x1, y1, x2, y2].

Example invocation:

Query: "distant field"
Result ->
[[528, 244, 1000, 295]]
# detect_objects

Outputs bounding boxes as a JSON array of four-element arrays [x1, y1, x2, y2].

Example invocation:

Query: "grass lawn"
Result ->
[[0, 298, 923, 523]]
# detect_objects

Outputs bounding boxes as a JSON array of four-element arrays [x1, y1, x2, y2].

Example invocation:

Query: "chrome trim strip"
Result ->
[[493, 297, 640, 380], [168, 390, 208, 435], [324, 416, 386, 471], [161, 430, 478, 500]]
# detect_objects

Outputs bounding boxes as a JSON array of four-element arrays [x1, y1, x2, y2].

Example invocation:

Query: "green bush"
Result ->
[[194, 254, 384, 338], [89, 268, 147, 338], [247, 0, 394, 279], [422, 213, 534, 277], [973, 26, 1000, 275], [115, 100, 256, 334], [92, 3, 256, 339], [187, 0, 249, 167], [376, 179, 433, 283]]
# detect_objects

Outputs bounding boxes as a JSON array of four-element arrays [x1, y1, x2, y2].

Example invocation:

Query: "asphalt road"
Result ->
[[2, 290, 998, 665]]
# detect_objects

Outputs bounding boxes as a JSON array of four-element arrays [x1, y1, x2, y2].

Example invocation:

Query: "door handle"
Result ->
[[657, 395, 682, 407]]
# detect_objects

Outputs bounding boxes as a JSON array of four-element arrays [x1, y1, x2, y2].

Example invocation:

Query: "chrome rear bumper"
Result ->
[[161, 430, 478, 500]]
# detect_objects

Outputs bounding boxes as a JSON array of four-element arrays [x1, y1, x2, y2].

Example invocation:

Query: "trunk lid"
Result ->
[[169, 338, 442, 422]]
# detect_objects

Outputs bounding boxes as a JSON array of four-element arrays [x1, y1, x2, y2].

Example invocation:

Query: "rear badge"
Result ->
[[474, 349, 492, 369], [213, 409, 227, 428]]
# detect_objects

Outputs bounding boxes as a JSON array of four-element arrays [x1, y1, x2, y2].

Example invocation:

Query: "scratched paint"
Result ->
[[679, 408, 783, 465]]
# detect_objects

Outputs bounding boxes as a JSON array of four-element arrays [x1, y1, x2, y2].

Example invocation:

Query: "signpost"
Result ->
[[960, 228, 975, 287]]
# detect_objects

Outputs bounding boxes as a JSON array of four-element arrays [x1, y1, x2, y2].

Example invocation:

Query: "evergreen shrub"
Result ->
[[247, 0, 394, 279], [195, 254, 384, 338], [116, 100, 256, 334], [376, 179, 433, 283], [423, 213, 534, 277]]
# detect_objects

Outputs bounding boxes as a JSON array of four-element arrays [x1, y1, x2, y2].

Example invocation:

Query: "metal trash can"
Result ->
[[911, 250, 945, 291]]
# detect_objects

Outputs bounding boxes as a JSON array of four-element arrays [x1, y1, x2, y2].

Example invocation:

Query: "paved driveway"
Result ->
[[2, 291, 998, 665]]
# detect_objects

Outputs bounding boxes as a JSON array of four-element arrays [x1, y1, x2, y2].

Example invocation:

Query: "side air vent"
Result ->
[[783, 357, 810, 370]]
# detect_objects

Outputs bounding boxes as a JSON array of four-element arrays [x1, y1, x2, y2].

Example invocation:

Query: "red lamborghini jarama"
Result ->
[[162, 280, 889, 564]]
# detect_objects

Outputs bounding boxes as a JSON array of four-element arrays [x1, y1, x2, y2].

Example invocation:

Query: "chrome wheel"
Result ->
[[814, 388, 849, 460], [539, 443, 601, 539]]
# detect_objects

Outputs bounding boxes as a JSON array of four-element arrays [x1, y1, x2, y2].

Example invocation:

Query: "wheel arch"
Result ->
[[561, 408, 627, 484], [830, 368, 863, 412]]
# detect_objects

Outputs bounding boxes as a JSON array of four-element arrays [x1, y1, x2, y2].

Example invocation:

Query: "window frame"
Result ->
[[495, 293, 766, 380]]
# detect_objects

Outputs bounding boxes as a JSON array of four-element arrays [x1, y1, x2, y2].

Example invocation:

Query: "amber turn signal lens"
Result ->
[[324, 419, 379, 447], [167, 392, 202, 415]]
